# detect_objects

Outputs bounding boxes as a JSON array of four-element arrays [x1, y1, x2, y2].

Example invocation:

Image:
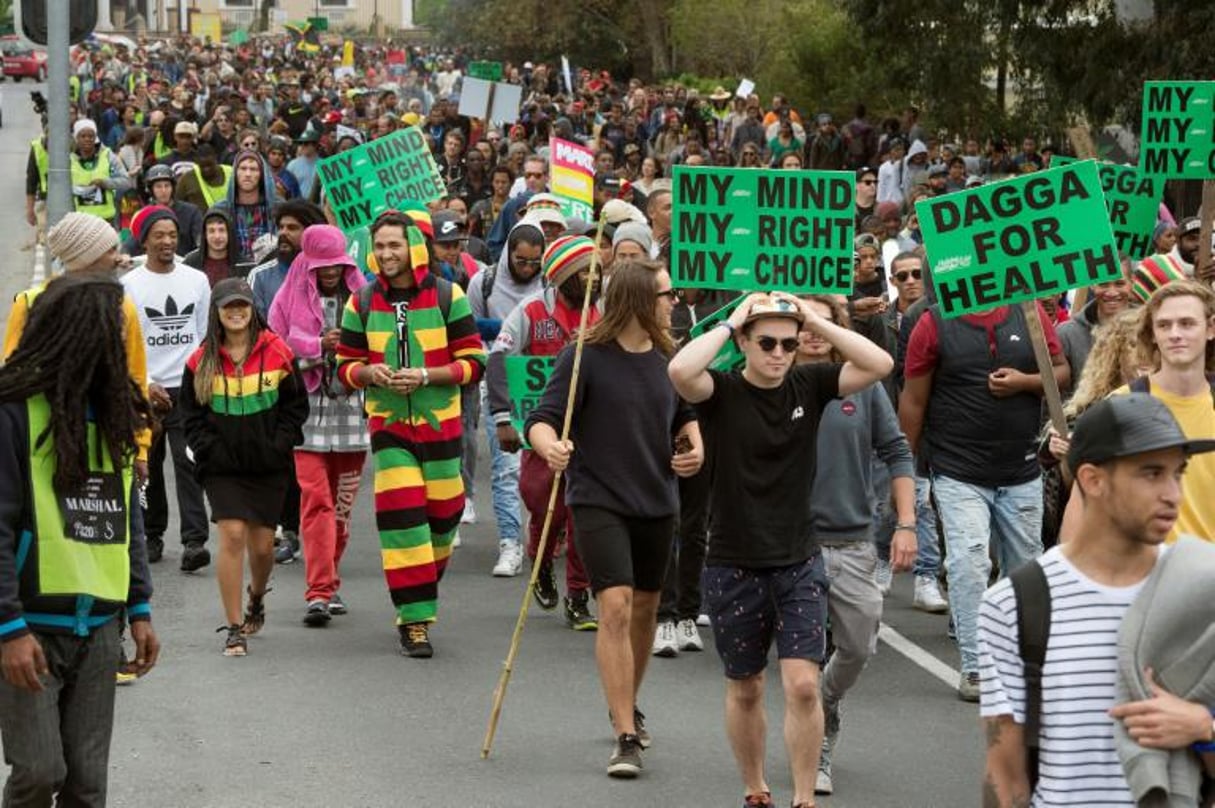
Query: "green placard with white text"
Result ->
[[317, 126, 446, 232], [504, 356, 555, 445], [915, 160, 1121, 319], [468, 61, 504, 82], [1053, 157, 1159, 260], [670, 165, 854, 294], [687, 296, 747, 371], [1139, 81, 1215, 179]]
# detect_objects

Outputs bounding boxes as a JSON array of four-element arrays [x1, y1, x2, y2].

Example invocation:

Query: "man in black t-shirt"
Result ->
[[668, 292, 894, 808]]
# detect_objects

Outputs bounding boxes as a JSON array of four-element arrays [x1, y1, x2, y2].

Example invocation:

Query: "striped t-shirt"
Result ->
[[978, 546, 1158, 807]]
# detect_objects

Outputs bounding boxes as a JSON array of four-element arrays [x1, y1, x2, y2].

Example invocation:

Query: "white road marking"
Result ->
[[878, 622, 961, 688]]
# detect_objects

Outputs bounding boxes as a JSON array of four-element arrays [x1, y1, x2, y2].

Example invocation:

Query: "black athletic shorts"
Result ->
[[570, 505, 675, 595]]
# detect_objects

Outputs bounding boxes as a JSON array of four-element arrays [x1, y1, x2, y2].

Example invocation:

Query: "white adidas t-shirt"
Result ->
[[121, 263, 211, 389], [978, 545, 1160, 807]]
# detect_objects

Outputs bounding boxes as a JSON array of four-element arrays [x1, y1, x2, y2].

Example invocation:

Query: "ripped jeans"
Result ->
[[932, 473, 1043, 674]]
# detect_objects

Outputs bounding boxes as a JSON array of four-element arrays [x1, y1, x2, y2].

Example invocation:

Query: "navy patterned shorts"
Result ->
[[702, 554, 830, 680]]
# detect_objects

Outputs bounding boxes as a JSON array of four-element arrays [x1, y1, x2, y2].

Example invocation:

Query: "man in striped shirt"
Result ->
[[979, 394, 1215, 807]]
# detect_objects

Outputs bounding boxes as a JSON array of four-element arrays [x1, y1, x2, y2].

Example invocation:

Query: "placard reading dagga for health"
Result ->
[[671, 166, 854, 294], [916, 160, 1121, 319]]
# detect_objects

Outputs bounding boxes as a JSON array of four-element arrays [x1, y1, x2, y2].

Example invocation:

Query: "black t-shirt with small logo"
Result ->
[[697, 363, 841, 568]]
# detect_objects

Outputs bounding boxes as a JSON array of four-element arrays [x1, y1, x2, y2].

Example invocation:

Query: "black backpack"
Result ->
[[1009, 560, 1052, 790], [355, 276, 453, 332], [1128, 374, 1215, 405]]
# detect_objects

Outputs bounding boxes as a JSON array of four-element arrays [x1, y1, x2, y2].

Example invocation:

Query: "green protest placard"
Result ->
[[671, 165, 854, 295], [915, 160, 1121, 319], [1054, 157, 1159, 260], [468, 61, 504, 82], [687, 296, 746, 371], [504, 356, 555, 443], [317, 126, 446, 232], [1139, 81, 1215, 179]]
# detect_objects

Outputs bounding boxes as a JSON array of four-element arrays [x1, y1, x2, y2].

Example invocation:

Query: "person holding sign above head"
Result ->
[[336, 208, 486, 659], [668, 293, 893, 808], [486, 235, 603, 630], [525, 260, 703, 778], [899, 296, 1069, 702]]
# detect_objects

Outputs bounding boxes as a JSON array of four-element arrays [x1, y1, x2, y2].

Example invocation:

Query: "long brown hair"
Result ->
[[1065, 308, 1145, 419], [1137, 279, 1215, 373], [584, 259, 674, 355], [799, 294, 850, 363], [193, 300, 268, 406]]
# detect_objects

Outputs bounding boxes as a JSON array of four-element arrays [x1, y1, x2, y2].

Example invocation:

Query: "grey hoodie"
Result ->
[[1056, 296, 1101, 387], [1115, 537, 1215, 808], [467, 221, 546, 327], [902, 139, 929, 200]]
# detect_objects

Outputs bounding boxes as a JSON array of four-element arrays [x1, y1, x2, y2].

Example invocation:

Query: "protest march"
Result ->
[[3, 9, 1215, 808]]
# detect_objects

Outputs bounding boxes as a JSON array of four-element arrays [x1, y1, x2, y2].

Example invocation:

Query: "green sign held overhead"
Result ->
[[687, 295, 747, 371], [1054, 157, 1160, 260], [316, 126, 446, 232], [504, 356, 555, 446], [670, 166, 854, 295], [468, 61, 504, 81], [1139, 81, 1215, 179], [916, 160, 1121, 319]]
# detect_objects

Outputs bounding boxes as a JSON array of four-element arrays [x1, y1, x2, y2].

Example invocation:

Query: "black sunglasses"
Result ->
[[858, 179, 877, 185], [514, 257, 543, 268], [656, 288, 681, 301], [894, 269, 923, 282], [753, 335, 800, 354]]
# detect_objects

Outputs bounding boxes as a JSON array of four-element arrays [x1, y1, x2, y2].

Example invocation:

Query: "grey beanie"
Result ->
[[612, 221, 653, 253], [47, 213, 119, 271]]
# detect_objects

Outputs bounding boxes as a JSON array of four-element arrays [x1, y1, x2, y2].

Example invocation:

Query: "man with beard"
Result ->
[[173, 145, 232, 218], [485, 235, 602, 626], [220, 150, 280, 266], [266, 136, 301, 200], [465, 221, 548, 579], [120, 206, 212, 569]]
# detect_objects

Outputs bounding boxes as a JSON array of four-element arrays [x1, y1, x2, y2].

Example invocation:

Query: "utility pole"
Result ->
[[45, 0, 72, 228]]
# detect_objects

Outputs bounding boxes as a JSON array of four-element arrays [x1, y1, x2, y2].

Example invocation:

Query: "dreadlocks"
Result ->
[[0, 273, 149, 491]]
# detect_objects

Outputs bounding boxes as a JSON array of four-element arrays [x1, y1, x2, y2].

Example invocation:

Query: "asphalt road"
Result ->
[[0, 84, 985, 807]]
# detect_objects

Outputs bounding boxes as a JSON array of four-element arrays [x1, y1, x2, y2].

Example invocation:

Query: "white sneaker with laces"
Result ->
[[492, 541, 524, 577], [696, 613, 711, 627], [676, 618, 703, 652], [461, 501, 477, 524], [652, 621, 678, 657], [913, 574, 949, 614], [874, 559, 893, 596]]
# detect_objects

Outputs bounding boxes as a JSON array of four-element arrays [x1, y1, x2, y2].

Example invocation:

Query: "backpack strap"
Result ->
[[436, 276, 453, 322], [481, 261, 498, 311], [355, 281, 377, 332], [1009, 559, 1051, 791]]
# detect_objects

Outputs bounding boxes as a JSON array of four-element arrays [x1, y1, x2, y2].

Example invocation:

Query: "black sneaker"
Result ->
[[532, 561, 559, 611], [303, 600, 331, 627], [607, 733, 643, 778], [274, 530, 300, 564], [327, 593, 347, 615], [218, 624, 246, 657], [145, 536, 163, 563], [398, 622, 433, 658], [180, 542, 211, 572], [564, 592, 598, 631], [241, 586, 270, 636]]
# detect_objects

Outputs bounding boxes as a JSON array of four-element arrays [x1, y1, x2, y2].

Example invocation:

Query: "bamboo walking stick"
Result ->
[[481, 215, 608, 759]]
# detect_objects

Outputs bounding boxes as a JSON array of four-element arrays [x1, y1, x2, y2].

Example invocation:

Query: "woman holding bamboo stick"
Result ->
[[525, 259, 704, 779]]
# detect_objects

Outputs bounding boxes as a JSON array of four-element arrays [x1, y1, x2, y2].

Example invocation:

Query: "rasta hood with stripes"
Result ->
[[181, 330, 309, 479]]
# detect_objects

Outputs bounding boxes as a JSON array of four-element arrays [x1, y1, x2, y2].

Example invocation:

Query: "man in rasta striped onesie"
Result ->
[[336, 208, 485, 658]]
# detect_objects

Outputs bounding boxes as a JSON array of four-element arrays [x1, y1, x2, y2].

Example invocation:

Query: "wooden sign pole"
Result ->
[[1196, 180, 1215, 283], [1021, 300, 1068, 437]]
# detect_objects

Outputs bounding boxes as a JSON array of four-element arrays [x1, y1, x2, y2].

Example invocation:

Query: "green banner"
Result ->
[[504, 356, 555, 444], [670, 166, 854, 295], [687, 296, 747, 371], [307, 16, 329, 30], [468, 61, 504, 82], [1139, 81, 1215, 179], [915, 160, 1121, 319], [1054, 157, 1159, 260], [316, 126, 446, 232]]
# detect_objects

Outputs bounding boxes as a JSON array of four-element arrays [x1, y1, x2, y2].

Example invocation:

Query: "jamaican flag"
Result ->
[[286, 20, 321, 53]]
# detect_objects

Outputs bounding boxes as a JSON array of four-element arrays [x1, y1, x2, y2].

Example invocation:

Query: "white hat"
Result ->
[[73, 119, 98, 138]]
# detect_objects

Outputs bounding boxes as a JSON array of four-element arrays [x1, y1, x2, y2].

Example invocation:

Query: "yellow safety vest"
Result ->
[[193, 164, 232, 209], [153, 131, 171, 160], [69, 148, 116, 222], [31, 139, 48, 197]]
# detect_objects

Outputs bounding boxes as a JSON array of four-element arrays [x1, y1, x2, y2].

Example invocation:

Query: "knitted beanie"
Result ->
[[612, 221, 653, 253], [544, 235, 597, 287], [46, 212, 119, 271], [130, 204, 179, 245], [1133, 255, 1185, 303]]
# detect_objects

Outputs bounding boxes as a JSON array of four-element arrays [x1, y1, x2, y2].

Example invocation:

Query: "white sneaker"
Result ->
[[652, 621, 678, 657], [874, 559, 893, 596], [913, 575, 949, 614], [492, 541, 524, 577], [676, 618, 703, 652], [696, 613, 711, 627], [461, 501, 477, 524], [451, 532, 462, 548]]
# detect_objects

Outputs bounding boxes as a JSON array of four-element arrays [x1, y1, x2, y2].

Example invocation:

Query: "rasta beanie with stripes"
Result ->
[[544, 235, 597, 288]]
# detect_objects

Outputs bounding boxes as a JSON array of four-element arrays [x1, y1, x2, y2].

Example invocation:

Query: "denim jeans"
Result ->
[[932, 473, 1044, 673], [872, 463, 940, 578], [482, 387, 522, 544]]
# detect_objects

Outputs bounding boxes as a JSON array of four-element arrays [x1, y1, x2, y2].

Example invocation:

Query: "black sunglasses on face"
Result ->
[[754, 335, 800, 354], [515, 257, 543, 268], [858, 179, 877, 185], [656, 288, 681, 301], [894, 269, 923, 282]]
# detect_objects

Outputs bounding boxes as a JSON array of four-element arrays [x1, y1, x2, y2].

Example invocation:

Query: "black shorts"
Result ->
[[570, 506, 675, 595], [702, 554, 830, 680]]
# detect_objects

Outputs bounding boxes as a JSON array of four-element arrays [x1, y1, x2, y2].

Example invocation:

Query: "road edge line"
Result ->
[[878, 622, 961, 689]]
